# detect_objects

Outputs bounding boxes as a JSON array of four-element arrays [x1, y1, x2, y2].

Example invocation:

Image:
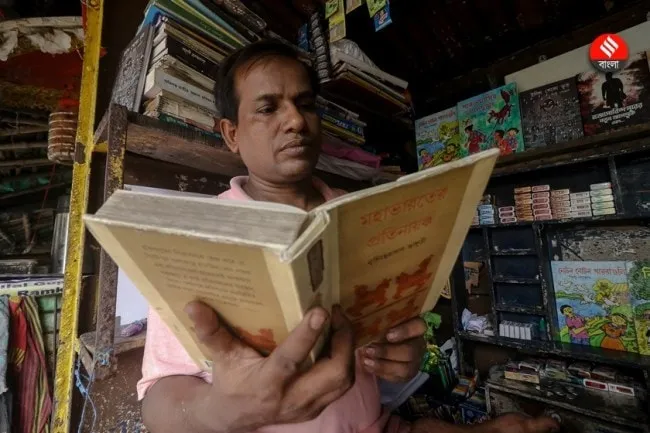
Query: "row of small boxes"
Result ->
[[472, 195, 495, 226], [550, 182, 615, 219], [499, 321, 539, 340]]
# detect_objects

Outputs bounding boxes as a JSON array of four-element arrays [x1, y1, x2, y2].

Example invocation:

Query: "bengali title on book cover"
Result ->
[[458, 83, 524, 157], [577, 51, 650, 136], [551, 261, 638, 353], [414, 107, 463, 170], [520, 78, 584, 149]]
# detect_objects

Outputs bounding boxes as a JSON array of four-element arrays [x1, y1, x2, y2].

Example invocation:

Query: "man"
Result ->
[[601, 72, 625, 108], [140, 40, 559, 433]]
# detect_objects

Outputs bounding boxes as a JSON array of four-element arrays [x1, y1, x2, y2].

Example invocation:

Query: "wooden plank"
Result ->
[[93, 104, 128, 380], [0, 141, 48, 150], [493, 126, 650, 177]]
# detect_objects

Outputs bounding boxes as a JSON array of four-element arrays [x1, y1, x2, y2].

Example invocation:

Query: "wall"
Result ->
[[505, 20, 650, 92]]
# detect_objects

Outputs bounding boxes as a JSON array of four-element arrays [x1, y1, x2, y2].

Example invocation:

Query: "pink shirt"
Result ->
[[137, 176, 410, 433]]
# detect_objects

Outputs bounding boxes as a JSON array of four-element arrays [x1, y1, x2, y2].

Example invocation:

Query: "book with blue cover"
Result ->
[[457, 83, 524, 156]]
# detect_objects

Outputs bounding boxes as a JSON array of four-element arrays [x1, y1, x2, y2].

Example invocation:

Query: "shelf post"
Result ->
[[51, 0, 104, 431]]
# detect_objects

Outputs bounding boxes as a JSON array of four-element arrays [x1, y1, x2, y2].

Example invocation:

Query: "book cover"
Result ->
[[458, 83, 524, 157], [520, 78, 584, 149], [415, 106, 463, 170], [626, 260, 650, 355], [576, 51, 650, 136], [84, 149, 499, 369], [551, 261, 638, 353]]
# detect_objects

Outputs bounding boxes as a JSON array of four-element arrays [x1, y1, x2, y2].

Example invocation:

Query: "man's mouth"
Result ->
[[280, 139, 311, 155]]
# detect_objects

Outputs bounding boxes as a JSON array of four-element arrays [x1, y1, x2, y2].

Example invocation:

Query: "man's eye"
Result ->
[[257, 105, 275, 114]]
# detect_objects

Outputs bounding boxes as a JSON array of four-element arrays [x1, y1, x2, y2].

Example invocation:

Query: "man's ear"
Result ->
[[220, 118, 239, 153]]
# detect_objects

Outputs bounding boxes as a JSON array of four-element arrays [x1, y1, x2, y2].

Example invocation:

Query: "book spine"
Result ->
[[320, 112, 364, 137], [156, 113, 222, 141], [164, 35, 221, 78], [148, 69, 217, 112]]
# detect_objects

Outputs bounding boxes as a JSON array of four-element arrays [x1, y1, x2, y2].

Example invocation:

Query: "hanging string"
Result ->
[[74, 355, 97, 433]]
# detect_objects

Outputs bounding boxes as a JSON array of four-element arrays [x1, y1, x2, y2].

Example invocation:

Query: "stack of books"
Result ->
[[326, 42, 410, 116], [318, 95, 366, 146], [137, 0, 267, 139]]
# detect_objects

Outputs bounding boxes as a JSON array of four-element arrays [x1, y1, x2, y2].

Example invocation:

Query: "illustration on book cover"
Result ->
[[345, 254, 435, 344], [458, 83, 524, 156], [551, 261, 638, 353], [520, 77, 584, 149], [577, 51, 650, 136], [626, 260, 650, 355], [415, 107, 463, 170]]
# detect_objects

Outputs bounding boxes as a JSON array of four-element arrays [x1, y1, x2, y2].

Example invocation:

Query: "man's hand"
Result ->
[[360, 317, 427, 382], [184, 301, 355, 433], [410, 414, 559, 433]]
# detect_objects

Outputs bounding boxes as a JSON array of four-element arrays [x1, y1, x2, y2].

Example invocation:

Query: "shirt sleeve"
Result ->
[[136, 308, 211, 400]]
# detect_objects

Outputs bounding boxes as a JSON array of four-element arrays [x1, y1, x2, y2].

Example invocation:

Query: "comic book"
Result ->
[[626, 260, 650, 355], [520, 78, 584, 149], [576, 51, 650, 136], [551, 261, 638, 353], [415, 107, 463, 170], [457, 83, 525, 157]]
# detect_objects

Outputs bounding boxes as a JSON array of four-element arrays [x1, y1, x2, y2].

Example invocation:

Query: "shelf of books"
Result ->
[[100, 0, 412, 189]]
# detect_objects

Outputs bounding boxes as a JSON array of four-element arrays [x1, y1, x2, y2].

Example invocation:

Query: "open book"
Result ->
[[84, 149, 499, 371]]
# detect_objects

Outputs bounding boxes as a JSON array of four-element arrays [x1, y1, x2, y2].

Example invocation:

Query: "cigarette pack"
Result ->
[[590, 194, 614, 203], [550, 189, 570, 196], [514, 186, 532, 194], [498, 206, 515, 213], [593, 207, 616, 216], [570, 192, 590, 200], [500, 217, 517, 224], [499, 211, 515, 218], [590, 182, 612, 190], [591, 201, 615, 211], [532, 192, 550, 199], [531, 185, 550, 192], [590, 188, 613, 197], [532, 197, 550, 205]]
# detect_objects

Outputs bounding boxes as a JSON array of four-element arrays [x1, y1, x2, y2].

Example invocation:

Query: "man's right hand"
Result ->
[[185, 301, 355, 433]]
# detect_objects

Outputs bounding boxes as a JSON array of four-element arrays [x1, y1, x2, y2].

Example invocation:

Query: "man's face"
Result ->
[[223, 56, 321, 183]]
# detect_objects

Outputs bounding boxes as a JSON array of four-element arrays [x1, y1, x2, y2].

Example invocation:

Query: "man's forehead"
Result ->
[[235, 57, 311, 97]]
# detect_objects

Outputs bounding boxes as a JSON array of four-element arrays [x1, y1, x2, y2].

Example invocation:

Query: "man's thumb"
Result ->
[[185, 300, 239, 355]]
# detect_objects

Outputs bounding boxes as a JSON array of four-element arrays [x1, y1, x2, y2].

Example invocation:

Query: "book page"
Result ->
[[330, 152, 496, 346], [86, 222, 291, 369]]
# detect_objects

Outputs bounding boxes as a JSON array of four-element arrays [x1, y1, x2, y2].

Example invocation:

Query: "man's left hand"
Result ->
[[361, 317, 427, 382]]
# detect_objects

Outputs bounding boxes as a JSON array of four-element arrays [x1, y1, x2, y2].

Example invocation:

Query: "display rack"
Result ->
[[451, 124, 650, 421]]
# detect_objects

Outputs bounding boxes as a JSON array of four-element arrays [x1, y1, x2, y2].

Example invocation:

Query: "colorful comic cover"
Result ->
[[457, 83, 524, 157], [551, 261, 638, 353], [626, 260, 650, 355], [415, 107, 463, 170], [576, 51, 650, 136], [520, 77, 584, 149]]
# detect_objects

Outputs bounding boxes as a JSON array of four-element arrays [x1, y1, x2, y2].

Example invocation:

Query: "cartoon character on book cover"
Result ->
[[551, 261, 638, 353], [415, 107, 463, 170], [457, 83, 524, 157], [577, 51, 650, 136], [626, 260, 650, 355], [520, 78, 584, 149]]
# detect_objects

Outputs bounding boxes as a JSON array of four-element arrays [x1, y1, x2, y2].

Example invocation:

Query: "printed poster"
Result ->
[[415, 106, 463, 170], [627, 260, 650, 355]]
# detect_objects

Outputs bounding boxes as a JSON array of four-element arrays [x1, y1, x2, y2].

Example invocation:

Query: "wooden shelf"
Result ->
[[490, 249, 536, 256], [487, 369, 647, 429], [492, 123, 650, 177], [458, 331, 650, 369], [494, 304, 546, 315], [474, 214, 648, 229], [492, 277, 541, 284], [95, 110, 396, 188]]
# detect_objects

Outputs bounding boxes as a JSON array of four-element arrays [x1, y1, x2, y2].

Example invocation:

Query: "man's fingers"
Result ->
[[362, 357, 414, 383], [386, 317, 427, 343], [363, 339, 422, 363], [184, 301, 248, 358], [267, 307, 329, 380], [285, 306, 355, 405], [523, 417, 560, 433]]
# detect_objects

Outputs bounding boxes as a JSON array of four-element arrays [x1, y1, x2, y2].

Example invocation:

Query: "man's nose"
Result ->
[[284, 103, 307, 132]]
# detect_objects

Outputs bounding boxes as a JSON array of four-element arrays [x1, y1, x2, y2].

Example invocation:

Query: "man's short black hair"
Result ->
[[214, 39, 321, 123]]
